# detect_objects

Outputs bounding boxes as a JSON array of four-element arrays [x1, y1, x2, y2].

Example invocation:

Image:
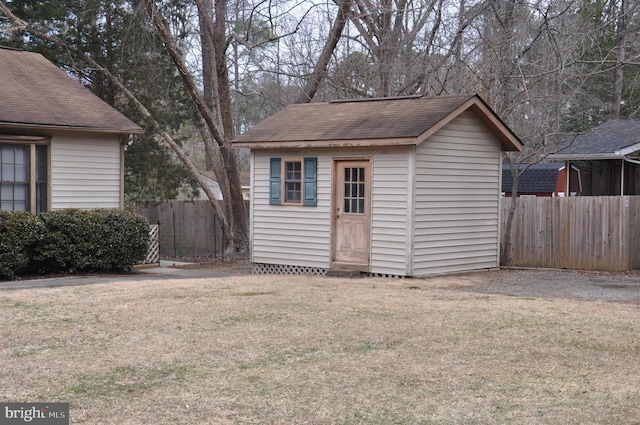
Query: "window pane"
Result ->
[[0, 183, 28, 211], [1, 146, 15, 164], [15, 164, 27, 182], [285, 161, 301, 180], [1, 164, 14, 181], [37, 146, 47, 182], [342, 165, 367, 215], [36, 183, 46, 213], [15, 147, 26, 165], [285, 182, 301, 202], [14, 184, 26, 201], [36, 146, 47, 212], [1, 183, 12, 199]]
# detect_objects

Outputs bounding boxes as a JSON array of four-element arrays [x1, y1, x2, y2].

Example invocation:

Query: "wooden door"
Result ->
[[332, 160, 371, 266]]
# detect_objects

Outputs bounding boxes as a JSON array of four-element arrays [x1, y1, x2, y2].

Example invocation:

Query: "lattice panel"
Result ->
[[364, 272, 407, 279], [143, 224, 160, 264], [252, 263, 327, 276]]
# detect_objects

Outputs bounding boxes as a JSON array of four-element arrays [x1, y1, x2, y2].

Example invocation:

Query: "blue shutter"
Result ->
[[269, 158, 281, 205], [303, 157, 317, 206]]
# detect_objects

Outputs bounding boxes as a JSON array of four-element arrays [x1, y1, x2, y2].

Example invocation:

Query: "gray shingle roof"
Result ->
[[233, 94, 522, 151], [555, 120, 640, 157], [502, 163, 561, 193], [0, 47, 141, 133]]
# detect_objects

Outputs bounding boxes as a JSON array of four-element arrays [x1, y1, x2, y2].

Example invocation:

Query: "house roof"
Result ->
[[0, 47, 142, 134], [550, 120, 640, 160], [502, 163, 562, 193], [232, 94, 523, 151]]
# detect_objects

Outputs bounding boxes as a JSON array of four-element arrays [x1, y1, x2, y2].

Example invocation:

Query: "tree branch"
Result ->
[[142, 0, 226, 145], [296, 0, 352, 103], [0, 0, 229, 225]]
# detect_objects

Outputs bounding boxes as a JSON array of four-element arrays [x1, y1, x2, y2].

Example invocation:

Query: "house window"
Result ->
[[0, 142, 48, 213], [284, 160, 302, 203], [269, 157, 317, 206]]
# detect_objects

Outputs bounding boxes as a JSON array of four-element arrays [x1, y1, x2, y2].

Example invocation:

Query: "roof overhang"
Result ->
[[415, 96, 523, 152], [547, 153, 624, 161], [233, 136, 416, 149], [0, 121, 144, 135], [616, 141, 640, 156]]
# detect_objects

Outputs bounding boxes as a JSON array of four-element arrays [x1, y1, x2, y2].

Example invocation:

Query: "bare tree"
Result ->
[[143, 0, 250, 252], [612, 0, 629, 119], [470, 0, 593, 265], [296, 0, 353, 103], [0, 1, 243, 250]]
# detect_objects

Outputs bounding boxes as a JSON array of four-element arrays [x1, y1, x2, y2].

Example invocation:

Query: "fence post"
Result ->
[[221, 224, 224, 262], [213, 214, 218, 259], [172, 211, 177, 258]]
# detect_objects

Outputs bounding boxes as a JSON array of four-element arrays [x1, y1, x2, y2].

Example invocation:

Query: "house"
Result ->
[[176, 171, 223, 201], [233, 94, 523, 277], [549, 120, 640, 195], [0, 47, 142, 213], [177, 171, 250, 201], [502, 163, 581, 197]]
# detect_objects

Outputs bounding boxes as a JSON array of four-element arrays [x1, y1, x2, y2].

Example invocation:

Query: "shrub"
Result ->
[[85, 209, 150, 271], [33, 209, 150, 274], [0, 211, 45, 280]]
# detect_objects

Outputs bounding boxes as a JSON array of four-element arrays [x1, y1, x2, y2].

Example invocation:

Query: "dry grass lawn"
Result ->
[[1, 271, 640, 424]]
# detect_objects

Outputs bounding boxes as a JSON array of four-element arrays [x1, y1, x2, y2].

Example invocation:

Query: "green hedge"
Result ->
[[0, 211, 45, 280], [0, 209, 149, 280]]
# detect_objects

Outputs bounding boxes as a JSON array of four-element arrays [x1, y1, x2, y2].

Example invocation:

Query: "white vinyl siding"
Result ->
[[249, 114, 503, 277], [413, 110, 501, 276], [251, 147, 412, 274], [251, 150, 331, 267], [369, 150, 411, 276], [50, 134, 121, 210]]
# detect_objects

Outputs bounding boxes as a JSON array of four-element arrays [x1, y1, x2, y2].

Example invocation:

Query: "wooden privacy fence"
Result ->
[[501, 196, 640, 271], [135, 201, 224, 257]]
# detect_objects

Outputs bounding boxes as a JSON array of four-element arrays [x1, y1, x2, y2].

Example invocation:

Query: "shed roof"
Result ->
[[233, 94, 522, 151], [550, 120, 640, 160], [0, 47, 142, 134], [502, 163, 561, 193]]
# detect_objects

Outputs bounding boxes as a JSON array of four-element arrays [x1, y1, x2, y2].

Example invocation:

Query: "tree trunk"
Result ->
[[500, 174, 519, 266], [145, 0, 249, 252], [612, 0, 626, 119], [199, 0, 216, 171], [296, 0, 352, 103]]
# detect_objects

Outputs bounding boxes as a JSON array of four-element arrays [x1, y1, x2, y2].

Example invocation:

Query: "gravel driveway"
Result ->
[[4, 260, 640, 304], [452, 268, 640, 303]]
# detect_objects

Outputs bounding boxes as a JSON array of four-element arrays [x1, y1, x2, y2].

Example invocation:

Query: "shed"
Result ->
[[0, 47, 142, 213], [233, 94, 523, 277], [502, 163, 581, 197], [549, 120, 640, 195]]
